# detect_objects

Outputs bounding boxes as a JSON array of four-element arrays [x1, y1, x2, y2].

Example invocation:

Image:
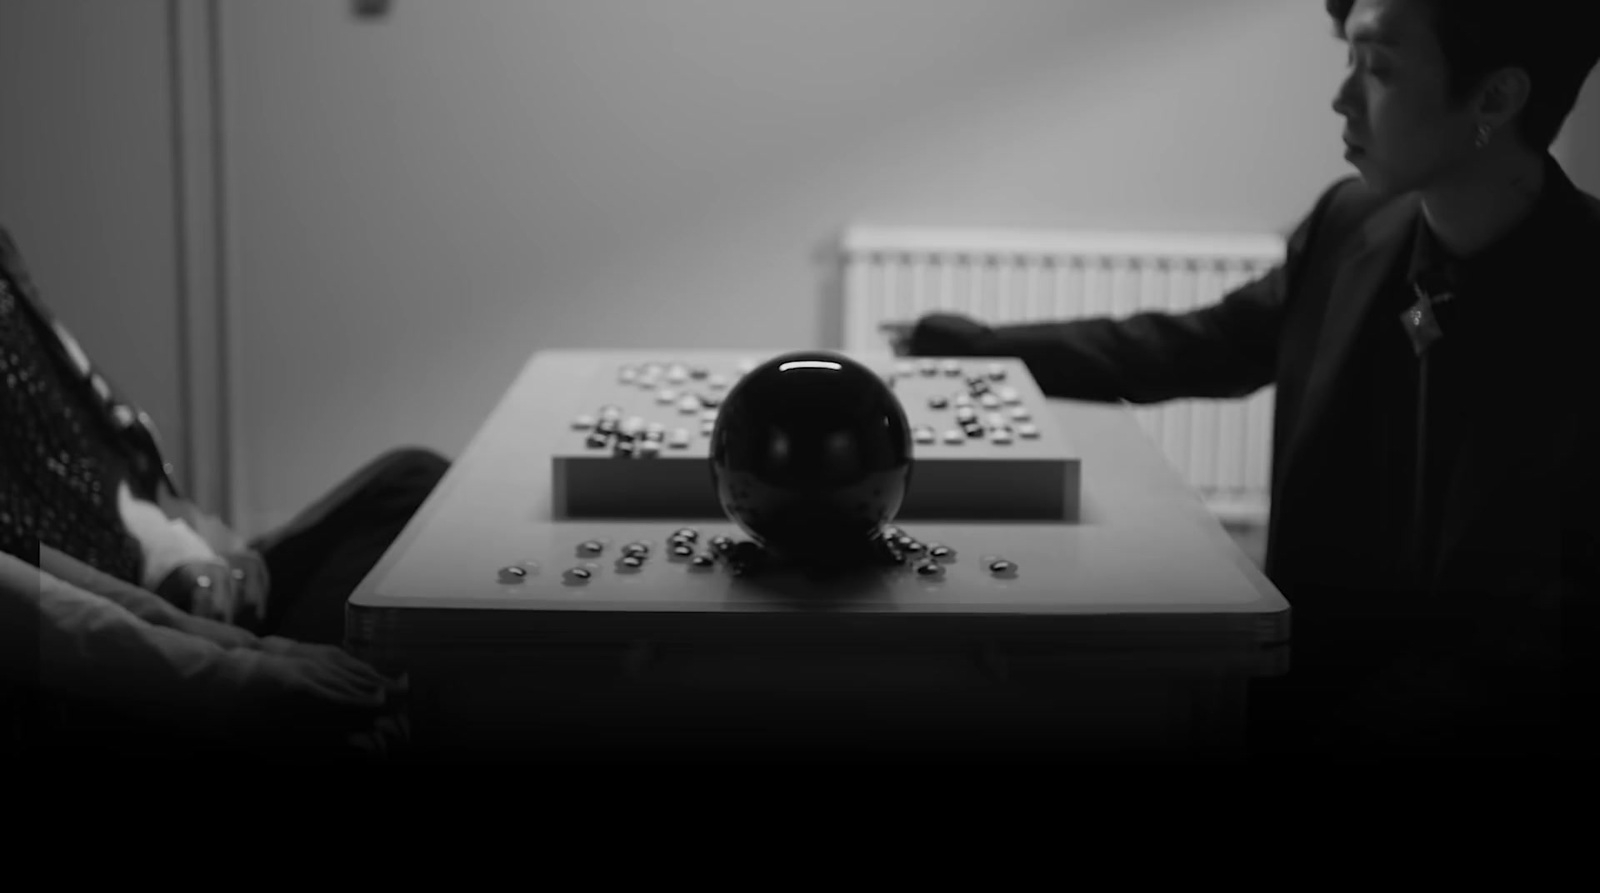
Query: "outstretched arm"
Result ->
[[2, 550, 404, 743], [906, 177, 1355, 403], [1, 549, 264, 730], [37, 542, 262, 650]]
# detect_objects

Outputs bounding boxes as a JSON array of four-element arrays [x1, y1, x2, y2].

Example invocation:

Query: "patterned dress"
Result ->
[[0, 227, 182, 586]]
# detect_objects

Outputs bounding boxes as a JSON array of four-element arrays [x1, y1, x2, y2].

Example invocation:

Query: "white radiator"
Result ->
[[839, 225, 1284, 525]]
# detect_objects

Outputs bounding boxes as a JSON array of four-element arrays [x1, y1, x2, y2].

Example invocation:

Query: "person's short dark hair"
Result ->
[[1325, 0, 1600, 151]]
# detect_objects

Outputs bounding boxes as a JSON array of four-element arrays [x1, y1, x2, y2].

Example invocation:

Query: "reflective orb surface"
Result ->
[[709, 351, 912, 568]]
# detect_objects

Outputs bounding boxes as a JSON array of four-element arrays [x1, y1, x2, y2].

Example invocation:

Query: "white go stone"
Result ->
[[980, 394, 1001, 408], [1010, 407, 1031, 421], [701, 410, 718, 422], [669, 428, 691, 447], [942, 429, 965, 444], [1018, 423, 1040, 438], [640, 440, 662, 456], [678, 396, 700, 414], [666, 365, 689, 383], [941, 359, 962, 376], [914, 428, 936, 444], [987, 362, 1008, 380], [701, 421, 716, 436], [572, 414, 596, 430], [919, 360, 938, 375], [954, 394, 974, 406], [656, 388, 678, 404], [894, 361, 916, 377], [708, 374, 730, 389], [618, 366, 638, 383], [986, 412, 1007, 428], [599, 405, 622, 419], [623, 416, 645, 434], [999, 386, 1021, 404], [990, 430, 1013, 444], [646, 421, 666, 435]]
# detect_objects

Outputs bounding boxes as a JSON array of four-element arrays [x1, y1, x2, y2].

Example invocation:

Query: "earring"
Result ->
[[1475, 122, 1494, 149]]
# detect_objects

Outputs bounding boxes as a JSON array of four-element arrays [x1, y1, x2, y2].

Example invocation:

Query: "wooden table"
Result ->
[[346, 349, 1289, 762]]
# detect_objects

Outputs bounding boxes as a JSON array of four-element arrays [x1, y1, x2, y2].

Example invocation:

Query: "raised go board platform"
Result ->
[[549, 352, 1081, 521]]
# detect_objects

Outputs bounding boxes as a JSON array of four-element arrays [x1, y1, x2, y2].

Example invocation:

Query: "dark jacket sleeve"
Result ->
[[906, 177, 1358, 403]]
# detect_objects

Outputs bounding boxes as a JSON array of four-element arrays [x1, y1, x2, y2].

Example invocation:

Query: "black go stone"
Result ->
[[596, 418, 619, 434], [988, 559, 1018, 576], [673, 528, 700, 542], [929, 544, 954, 560], [710, 535, 735, 553], [915, 561, 945, 577], [498, 566, 527, 583], [964, 424, 985, 438], [578, 540, 605, 556], [585, 433, 611, 449], [617, 555, 644, 572], [563, 567, 593, 583], [623, 542, 650, 557], [690, 367, 710, 379], [689, 554, 717, 570], [927, 395, 949, 409], [671, 544, 695, 559]]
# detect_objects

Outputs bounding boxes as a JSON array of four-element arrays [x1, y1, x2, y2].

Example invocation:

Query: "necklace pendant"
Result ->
[[1401, 289, 1445, 356]]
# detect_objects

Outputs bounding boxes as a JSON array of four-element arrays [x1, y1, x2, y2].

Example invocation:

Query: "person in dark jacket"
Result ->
[[901, 0, 1599, 763]]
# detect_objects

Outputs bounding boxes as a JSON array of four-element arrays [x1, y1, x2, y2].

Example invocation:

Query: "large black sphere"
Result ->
[[709, 351, 913, 568]]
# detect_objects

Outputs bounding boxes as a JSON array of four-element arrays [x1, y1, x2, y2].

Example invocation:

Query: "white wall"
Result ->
[[1554, 66, 1600, 194], [0, 0, 185, 476], [222, 0, 1356, 534]]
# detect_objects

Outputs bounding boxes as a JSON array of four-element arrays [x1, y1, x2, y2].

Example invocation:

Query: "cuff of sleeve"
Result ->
[[908, 313, 995, 356]]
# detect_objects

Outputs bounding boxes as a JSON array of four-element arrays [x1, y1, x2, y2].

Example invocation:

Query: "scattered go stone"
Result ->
[[578, 540, 605, 556], [498, 565, 528, 583], [563, 567, 593, 583], [988, 559, 1018, 577]]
